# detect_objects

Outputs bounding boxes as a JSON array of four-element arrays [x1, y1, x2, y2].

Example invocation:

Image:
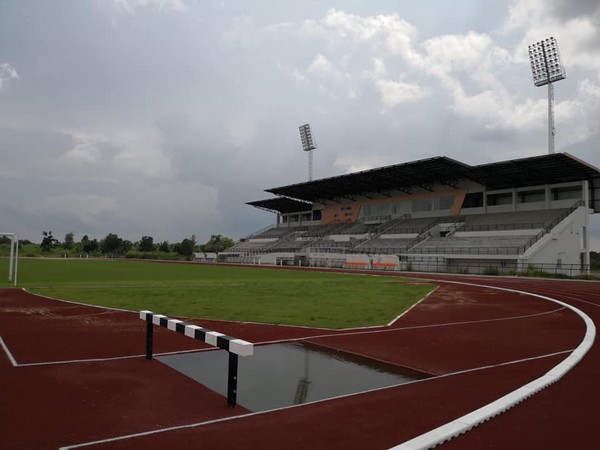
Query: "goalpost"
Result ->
[[1, 232, 18, 287]]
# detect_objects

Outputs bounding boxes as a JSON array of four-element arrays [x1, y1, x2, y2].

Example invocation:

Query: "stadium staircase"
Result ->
[[350, 214, 411, 251]]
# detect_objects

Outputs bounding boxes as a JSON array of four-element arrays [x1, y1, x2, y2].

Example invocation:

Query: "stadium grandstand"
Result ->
[[221, 153, 600, 276]]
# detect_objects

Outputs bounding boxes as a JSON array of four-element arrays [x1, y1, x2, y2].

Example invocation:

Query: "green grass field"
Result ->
[[2, 258, 435, 329]]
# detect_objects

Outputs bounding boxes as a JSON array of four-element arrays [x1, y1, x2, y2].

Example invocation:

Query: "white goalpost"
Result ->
[[1, 232, 18, 287]]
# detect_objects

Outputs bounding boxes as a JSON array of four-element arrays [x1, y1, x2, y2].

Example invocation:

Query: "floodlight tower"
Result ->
[[528, 37, 566, 154], [299, 123, 317, 181]]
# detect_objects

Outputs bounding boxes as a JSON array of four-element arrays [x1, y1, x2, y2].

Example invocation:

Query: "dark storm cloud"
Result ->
[[551, 0, 600, 20]]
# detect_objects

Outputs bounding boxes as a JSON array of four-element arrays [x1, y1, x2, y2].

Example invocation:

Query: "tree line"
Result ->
[[0, 231, 235, 260]]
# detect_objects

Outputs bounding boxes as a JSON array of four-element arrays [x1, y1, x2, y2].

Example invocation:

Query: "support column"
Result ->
[[548, 82, 555, 154], [582, 180, 591, 274], [145, 315, 154, 360], [227, 352, 239, 408], [14, 236, 18, 287], [8, 234, 14, 283]]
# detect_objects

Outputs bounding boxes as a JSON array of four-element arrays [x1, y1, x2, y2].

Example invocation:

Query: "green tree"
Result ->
[[100, 233, 123, 254], [79, 235, 98, 254], [201, 234, 235, 253], [177, 238, 195, 256], [139, 236, 155, 252], [122, 240, 133, 253], [63, 232, 75, 250], [40, 231, 59, 252], [158, 241, 170, 252], [84, 238, 99, 253]]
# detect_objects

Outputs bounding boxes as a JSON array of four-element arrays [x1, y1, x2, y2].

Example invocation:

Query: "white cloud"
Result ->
[[420, 32, 496, 75], [300, 11, 427, 107], [370, 58, 386, 78], [111, 129, 173, 178], [116, 180, 221, 237], [308, 54, 344, 80], [226, 118, 259, 149], [554, 78, 600, 146], [303, 9, 419, 60], [504, 0, 546, 32], [0, 63, 19, 91], [505, 0, 600, 74], [300, 5, 599, 138], [344, 164, 374, 174], [376, 79, 428, 107], [109, 0, 188, 14], [301, 11, 524, 122], [37, 194, 118, 225], [52, 128, 173, 180]]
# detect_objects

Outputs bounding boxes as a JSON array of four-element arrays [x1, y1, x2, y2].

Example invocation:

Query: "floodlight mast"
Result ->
[[299, 123, 317, 181], [528, 37, 566, 154]]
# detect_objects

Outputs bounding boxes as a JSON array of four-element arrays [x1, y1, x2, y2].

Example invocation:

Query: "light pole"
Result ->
[[298, 123, 317, 181], [528, 37, 566, 154]]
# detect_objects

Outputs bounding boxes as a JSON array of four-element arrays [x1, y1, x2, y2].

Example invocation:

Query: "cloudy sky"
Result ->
[[1, 0, 599, 247]]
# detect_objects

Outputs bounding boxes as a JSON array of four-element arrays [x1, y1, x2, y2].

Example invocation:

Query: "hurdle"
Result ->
[[140, 310, 254, 408]]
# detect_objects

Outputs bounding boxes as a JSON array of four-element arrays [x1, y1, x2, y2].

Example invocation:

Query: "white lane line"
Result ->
[[525, 289, 600, 308], [257, 306, 567, 346], [0, 336, 18, 367], [21, 289, 137, 314], [387, 286, 440, 327], [5, 348, 217, 368], [57, 348, 573, 450], [9, 305, 564, 368], [390, 279, 596, 450]]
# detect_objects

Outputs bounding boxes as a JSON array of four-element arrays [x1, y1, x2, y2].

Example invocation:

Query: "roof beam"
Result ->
[[392, 186, 412, 195], [441, 179, 459, 189], [377, 189, 393, 198]]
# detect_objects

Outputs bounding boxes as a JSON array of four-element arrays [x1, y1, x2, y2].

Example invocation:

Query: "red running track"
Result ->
[[0, 270, 597, 449]]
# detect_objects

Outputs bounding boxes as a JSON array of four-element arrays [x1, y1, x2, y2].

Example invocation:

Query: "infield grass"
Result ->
[[8, 258, 435, 329]]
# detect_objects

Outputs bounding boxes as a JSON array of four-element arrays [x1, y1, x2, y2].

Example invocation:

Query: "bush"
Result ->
[[483, 266, 499, 276], [125, 251, 189, 261]]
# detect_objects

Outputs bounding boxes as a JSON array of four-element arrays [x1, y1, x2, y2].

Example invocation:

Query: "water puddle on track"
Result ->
[[157, 342, 426, 412]]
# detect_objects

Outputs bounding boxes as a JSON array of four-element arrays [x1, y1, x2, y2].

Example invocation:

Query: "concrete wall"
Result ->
[[525, 206, 588, 274]]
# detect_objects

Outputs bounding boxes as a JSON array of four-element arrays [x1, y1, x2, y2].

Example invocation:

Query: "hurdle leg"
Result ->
[[227, 352, 238, 408], [146, 318, 154, 360]]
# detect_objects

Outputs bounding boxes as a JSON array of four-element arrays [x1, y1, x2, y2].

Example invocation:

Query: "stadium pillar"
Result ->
[[583, 180, 591, 274]]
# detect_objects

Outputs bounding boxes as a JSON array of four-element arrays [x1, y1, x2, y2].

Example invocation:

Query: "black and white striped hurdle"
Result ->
[[140, 310, 254, 408]]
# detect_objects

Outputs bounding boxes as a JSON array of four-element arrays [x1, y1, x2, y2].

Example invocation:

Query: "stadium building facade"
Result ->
[[223, 153, 600, 276]]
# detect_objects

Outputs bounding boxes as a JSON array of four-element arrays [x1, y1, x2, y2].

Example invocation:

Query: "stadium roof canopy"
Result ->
[[266, 156, 469, 202], [466, 153, 600, 190], [262, 153, 600, 203], [247, 197, 313, 214]]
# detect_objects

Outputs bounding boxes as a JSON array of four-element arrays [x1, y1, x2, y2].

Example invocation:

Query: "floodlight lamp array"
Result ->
[[528, 37, 566, 87], [299, 123, 316, 152]]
